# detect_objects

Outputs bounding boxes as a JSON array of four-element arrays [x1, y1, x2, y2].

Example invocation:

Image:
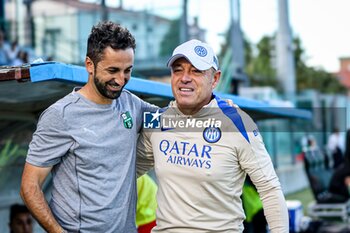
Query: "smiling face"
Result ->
[[171, 58, 221, 115], [85, 46, 134, 104]]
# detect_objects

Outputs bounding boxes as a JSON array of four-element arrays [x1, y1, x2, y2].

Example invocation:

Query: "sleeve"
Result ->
[[133, 95, 159, 133], [26, 106, 74, 167], [237, 111, 289, 233], [136, 129, 154, 177], [140, 98, 159, 114]]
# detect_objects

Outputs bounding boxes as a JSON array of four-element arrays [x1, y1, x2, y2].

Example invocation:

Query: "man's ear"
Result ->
[[211, 70, 221, 89], [85, 57, 94, 75]]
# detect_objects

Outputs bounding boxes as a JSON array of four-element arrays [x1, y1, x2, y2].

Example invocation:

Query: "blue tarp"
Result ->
[[30, 62, 312, 120]]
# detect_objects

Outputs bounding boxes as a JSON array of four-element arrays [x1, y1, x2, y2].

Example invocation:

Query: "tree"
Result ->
[[246, 36, 278, 87], [293, 37, 346, 94], [159, 18, 181, 57], [218, 27, 253, 70], [219, 33, 345, 94], [218, 30, 278, 89]]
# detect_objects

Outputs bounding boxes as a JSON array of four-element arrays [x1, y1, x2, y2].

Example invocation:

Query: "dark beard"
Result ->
[[93, 74, 127, 100]]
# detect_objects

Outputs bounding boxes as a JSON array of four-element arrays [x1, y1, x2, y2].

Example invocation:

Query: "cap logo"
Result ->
[[194, 46, 207, 57]]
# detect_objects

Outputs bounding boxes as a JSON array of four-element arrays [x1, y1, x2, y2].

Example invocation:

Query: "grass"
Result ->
[[285, 187, 315, 215], [285, 188, 349, 225]]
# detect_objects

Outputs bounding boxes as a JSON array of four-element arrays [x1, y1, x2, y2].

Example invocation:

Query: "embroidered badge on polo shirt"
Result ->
[[121, 111, 133, 129]]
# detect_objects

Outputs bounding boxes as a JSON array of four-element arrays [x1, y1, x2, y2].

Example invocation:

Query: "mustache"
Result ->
[[107, 81, 120, 86], [106, 79, 128, 87]]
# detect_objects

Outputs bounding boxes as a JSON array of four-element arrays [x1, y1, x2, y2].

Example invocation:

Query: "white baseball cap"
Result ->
[[167, 39, 219, 71]]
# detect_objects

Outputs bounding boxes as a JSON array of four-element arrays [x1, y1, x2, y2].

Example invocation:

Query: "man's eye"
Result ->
[[192, 69, 203, 74], [108, 69, 118, 74]]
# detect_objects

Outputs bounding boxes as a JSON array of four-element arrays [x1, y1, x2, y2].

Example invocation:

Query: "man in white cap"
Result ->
[[137, 39, 289, 232]]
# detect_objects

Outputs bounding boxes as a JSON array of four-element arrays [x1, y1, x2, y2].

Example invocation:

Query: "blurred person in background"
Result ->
[[327, 127, 344, 169], [7, 40, 20, 64], [12, 50, 29, 66], [0, 30, 10, 65], [328, 128, 350, 200], [9, 204, 33, 233], [137, 39, 289, 232]]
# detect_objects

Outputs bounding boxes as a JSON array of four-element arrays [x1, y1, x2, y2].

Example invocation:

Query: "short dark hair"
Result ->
[[9, 204, 30, 224], [86, 21, 136, 65]]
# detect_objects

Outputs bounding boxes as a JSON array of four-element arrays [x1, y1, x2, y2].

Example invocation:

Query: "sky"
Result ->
[[103, 0, 350, 72]]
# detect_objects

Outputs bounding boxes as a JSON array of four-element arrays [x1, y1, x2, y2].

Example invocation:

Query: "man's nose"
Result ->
[[180, 73, 192, 83], [113, 74, 126, 86]]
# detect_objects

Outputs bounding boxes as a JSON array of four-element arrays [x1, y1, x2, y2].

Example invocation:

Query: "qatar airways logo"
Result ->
[[159, 139, 212, 169], [143, 110, 221, 129]]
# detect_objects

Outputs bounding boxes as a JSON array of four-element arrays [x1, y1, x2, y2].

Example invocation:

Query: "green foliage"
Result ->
[[293, 37, 346, 94], [218, 32, 345, 94], [218, 27, 253, 67], [285, 188, 314, 215], [246, 36, 278, 87], [296, 65, 346, 94], [161, 21, 345, 94], [244, 38, 253, 68], [0, 139, 27, 168], [159, 18, 181, 57], [217, 28, 278, 87]]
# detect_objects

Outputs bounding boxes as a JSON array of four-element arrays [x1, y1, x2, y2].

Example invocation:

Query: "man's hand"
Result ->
[[20, 162, 64, 233]]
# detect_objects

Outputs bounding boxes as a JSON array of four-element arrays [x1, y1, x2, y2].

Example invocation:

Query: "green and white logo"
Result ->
[[121, 111, 133, 129]]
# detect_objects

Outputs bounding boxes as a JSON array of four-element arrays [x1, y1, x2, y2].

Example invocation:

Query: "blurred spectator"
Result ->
[[7, 41, 20, 63], [295, 134, 309, 162], [306, 136, 318, 151], [46, 56, 54, 61], [328, 128, 350, 200], [301, 134, 318, 153], [327, 127, 344, 169], [12, 50, 29, 66], [304, 137, 323, 165], [300, 134, 309, 152], [9, 204, 33, 233], [136, 174, 157, 233], [345, 176, 350, 195], [0, 30, 10, 65]]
